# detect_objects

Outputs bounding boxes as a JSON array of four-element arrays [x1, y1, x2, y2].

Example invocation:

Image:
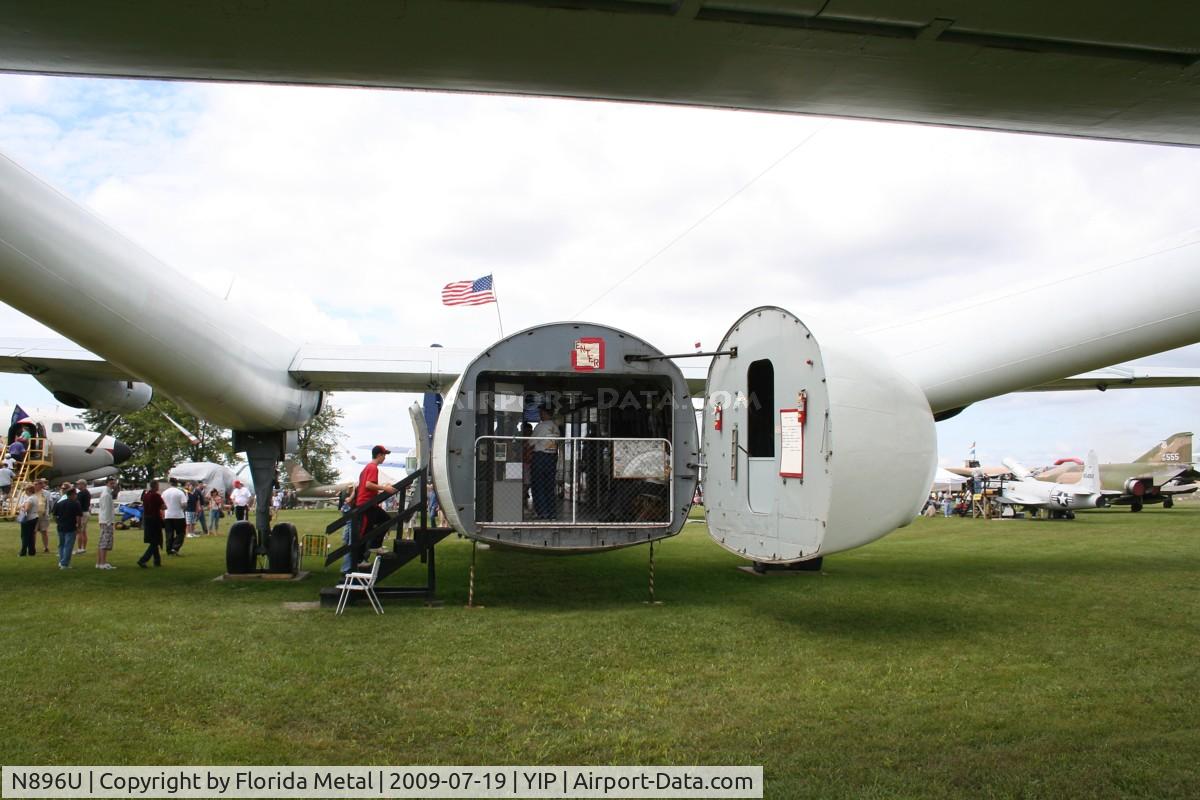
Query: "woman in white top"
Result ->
[[18, 483, 38, 556]]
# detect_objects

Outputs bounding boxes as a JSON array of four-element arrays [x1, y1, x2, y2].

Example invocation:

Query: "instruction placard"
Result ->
[[779, 408, 804, 478]]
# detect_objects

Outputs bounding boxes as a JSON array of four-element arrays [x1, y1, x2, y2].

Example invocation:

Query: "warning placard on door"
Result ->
[[779, 408, 803, 478]]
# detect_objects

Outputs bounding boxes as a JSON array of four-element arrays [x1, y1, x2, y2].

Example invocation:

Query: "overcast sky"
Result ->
[[1, 74, 1198, 477]]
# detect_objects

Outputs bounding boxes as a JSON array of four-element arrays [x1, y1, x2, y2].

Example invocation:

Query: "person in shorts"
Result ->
[[96, 476, 117, 570], [184, 481, 199, 537]]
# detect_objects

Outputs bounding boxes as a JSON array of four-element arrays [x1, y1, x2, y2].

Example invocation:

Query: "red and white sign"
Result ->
[[779, 408, 804, 479], [572, 337, 605, 371]]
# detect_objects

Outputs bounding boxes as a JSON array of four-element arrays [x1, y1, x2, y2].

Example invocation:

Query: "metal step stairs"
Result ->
[[318, 466, 453, 607], [1, 437, 52, 519]]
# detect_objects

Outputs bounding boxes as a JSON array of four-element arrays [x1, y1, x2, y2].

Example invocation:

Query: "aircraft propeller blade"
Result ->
[[153, 403, 201, 446], [84, 413, 122, 455]]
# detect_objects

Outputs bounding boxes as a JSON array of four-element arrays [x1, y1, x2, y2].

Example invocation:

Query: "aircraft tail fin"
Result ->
[[1079, 449, 1101, 493], [284, 459, 315, 490], [1134, 432, 1192, 464]]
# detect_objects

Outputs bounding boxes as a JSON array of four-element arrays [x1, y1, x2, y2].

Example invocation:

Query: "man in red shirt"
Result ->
[[354, 445, 397, 560]]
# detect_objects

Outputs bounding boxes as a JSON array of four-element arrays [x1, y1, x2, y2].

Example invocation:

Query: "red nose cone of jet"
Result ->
[[111, 440, 133, 466]]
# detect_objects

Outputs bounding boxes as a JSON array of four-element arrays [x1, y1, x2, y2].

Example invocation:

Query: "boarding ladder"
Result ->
[[1, 437, 52, 519], [317, 466, 453, 607]]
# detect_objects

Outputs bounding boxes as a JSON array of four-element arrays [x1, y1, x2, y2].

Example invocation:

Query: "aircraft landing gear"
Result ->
[[267, 522, 299, 573], [1163, 496, 1174, 509], [1131, 499, 1144, 513], [226, 522, 256, 573], [226, 430, 299, 575]]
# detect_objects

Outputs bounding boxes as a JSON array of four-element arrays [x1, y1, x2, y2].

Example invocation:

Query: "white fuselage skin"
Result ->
[[0, 155, 322, 433], [1000, 479, 1106, 511], [860, 245, 1200, 416]]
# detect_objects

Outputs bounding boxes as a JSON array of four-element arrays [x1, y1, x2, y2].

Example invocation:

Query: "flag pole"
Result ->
[[490, 275, 505, 338]]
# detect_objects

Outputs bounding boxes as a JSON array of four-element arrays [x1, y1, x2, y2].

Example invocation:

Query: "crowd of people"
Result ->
[[136, 476, 251, 567], [923, 490, 975, 518], [10, 473, 250, 570], [9, 441, 416, 574], [15, 477, 111, 569]]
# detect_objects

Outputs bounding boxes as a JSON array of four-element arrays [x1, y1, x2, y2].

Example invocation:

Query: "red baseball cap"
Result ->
[[372, 445, 391, 457]]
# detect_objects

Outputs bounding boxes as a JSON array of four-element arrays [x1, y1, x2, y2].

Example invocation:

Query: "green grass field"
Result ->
[[1, 507, 1197, 798]]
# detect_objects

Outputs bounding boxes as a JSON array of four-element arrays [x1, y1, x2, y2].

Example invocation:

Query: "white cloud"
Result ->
[[1, 76, 1198, 467]]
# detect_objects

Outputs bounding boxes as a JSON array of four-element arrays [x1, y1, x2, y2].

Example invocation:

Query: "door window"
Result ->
[[747, 359, 774, 457]]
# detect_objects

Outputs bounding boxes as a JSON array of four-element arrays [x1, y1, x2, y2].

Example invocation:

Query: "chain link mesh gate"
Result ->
[[473, 436, 673, 527]]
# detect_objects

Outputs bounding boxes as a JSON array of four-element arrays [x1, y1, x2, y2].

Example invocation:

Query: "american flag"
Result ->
[[442, 274, 496, 306]]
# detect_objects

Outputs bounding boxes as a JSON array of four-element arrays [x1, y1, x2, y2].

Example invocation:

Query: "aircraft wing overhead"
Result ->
[[0, 337, 136, 380], [288, 344, 477, 393], [1023, 367, 1200, 392], [1, 334, 1194, 402], [0, 335, 706, 398], [1, 2, 1200, 145]]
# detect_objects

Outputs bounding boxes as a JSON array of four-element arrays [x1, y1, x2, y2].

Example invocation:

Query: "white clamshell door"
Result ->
[[702, 307, 937, 563]]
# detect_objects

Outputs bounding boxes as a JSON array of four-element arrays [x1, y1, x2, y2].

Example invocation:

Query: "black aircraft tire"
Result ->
[[1164, 496, 1174, 509], [267, 523, 299, 574], [1131, 500, 1144, 513], [226, 522, 257, 574]]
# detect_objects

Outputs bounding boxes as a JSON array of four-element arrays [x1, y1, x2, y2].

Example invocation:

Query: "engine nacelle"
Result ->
[[1124, 478, 1148, 497], [34, 372, 153, 413], [702, 307, 937, 563]]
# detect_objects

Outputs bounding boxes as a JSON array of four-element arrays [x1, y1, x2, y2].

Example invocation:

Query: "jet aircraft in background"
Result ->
[[284, 460, 355, 504], [286, 448, 412, 505], [1035, 433, 1199, 512], [995, 451, 1108, 519]]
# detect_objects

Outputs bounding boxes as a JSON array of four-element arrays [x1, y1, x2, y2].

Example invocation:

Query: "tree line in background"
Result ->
[[82, 395, 345, 488], [293, 401, 344, 485]]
